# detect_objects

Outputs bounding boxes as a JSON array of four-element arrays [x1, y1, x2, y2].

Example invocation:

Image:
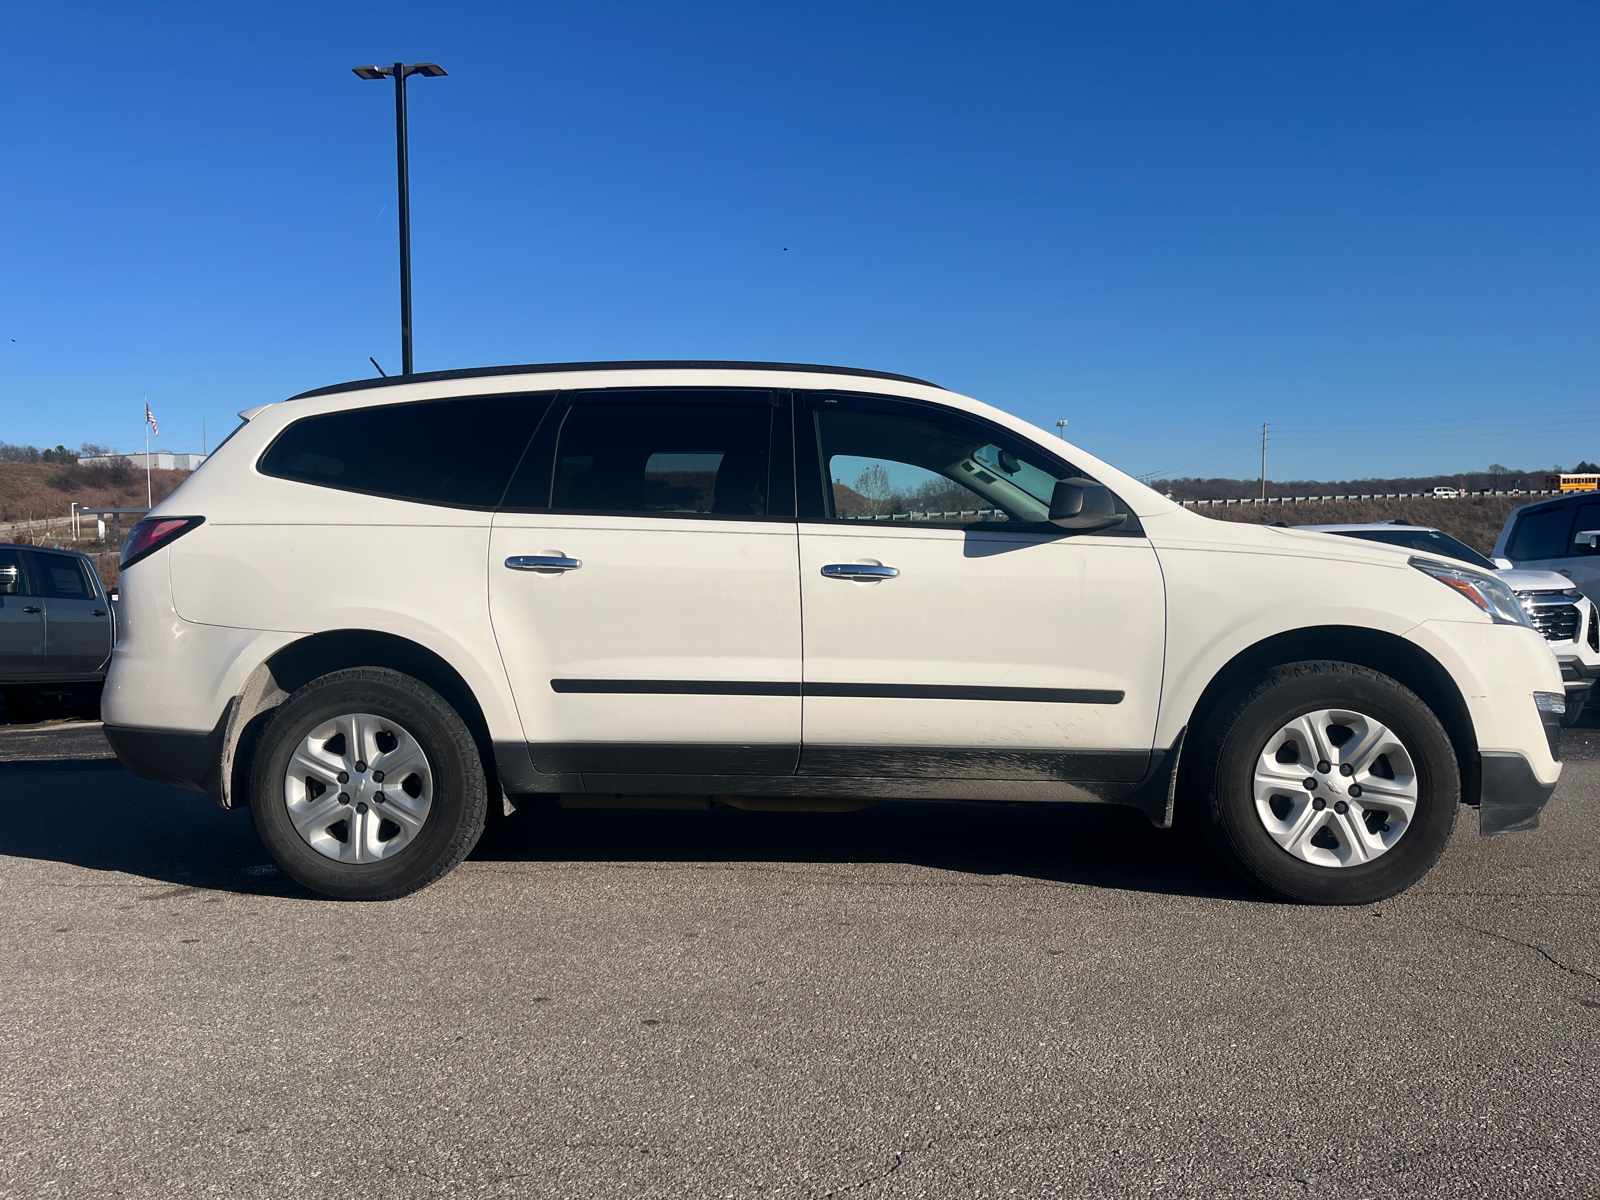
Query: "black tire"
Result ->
[[1559, 691, 1587, 728], [1192, 661, 1459, 905], [249, 667, 487, 900]]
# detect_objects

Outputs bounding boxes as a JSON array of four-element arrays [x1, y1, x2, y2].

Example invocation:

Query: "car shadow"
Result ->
[[470, 796, 1255, 902], [0, 753, 1256, 902]]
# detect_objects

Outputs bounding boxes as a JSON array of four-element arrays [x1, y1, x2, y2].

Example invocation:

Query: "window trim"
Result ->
[[797, 390, 1144, 536], [254, 390, 557, 511]]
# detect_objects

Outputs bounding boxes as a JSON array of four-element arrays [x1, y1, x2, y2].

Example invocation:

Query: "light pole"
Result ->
[[352, 62, 448, 376], [1055, 419, 1068, 439]]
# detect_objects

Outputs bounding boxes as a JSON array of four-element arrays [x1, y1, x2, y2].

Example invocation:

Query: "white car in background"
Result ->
[[1298, 521, 1598, 725], [99, 360, 1565, 904]]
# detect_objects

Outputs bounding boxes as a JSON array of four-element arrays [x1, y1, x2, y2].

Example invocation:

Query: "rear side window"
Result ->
[[259, 393, 554, 508], [1508, 507, 1573, 560], [32, 553, 94, 599], [551, 398, 773, 516]]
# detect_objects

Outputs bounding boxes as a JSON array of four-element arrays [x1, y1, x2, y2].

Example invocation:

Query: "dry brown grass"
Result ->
[[1190, 494, 1533, 556], [0, 462, 192, 525]]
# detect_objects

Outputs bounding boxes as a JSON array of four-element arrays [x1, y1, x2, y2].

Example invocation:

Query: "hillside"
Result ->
[[0, 460, 192, 525], [1191, 494, 1531, 556]]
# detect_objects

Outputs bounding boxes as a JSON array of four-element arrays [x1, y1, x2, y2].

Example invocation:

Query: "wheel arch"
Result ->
[[218, 629, 498, 808], [1176, 625, 1480, 809]]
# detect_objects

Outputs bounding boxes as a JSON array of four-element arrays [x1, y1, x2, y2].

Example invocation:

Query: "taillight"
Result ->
[[120, 516, 205, 569]]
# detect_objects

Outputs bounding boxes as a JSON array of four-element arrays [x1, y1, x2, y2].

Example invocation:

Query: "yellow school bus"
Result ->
[[1547, 473, 1600, 492]]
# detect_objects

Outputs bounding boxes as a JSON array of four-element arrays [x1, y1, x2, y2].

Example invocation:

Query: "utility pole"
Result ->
[[1260, 422, 1268, 500]]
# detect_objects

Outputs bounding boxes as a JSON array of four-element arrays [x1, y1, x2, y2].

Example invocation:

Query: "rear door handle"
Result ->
[[821, 564, 899, 581], [505, 555, 582, 573], [22, 606, 41, 614]]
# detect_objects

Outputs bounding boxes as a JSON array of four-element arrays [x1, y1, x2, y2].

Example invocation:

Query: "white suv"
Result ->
[[102, 361, 1564, 903]]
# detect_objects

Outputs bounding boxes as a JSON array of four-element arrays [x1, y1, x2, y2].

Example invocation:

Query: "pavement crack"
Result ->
[[1456, 923, 1600, 984]]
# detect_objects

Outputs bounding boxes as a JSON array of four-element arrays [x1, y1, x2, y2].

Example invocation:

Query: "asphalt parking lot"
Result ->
[[1, 720, 1596, 1199]]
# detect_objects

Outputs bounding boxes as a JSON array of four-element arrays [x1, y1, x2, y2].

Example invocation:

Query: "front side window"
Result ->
[[552, 398, 773, 517], [808, 397, 1102, 528], [1508, 506, 1572, 561], [0, 549, 35, 596], [33, 553, 94, 599], [259, 393, 554, 508], [1570, 502, 1600, 556]]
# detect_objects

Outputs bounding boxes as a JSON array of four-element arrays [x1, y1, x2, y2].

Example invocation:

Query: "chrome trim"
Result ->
[[820, 563, 900, 580], [505, 555, 581, 573]]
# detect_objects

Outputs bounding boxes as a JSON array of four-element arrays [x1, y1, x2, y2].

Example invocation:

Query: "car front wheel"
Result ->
[[249, 667, 488, 900], [1195, 661, 1460, 905]]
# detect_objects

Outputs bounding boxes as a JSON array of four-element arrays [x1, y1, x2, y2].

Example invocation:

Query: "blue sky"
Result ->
[[2, 1, 1597, 482]]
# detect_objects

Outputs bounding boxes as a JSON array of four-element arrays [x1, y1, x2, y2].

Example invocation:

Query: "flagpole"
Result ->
[[144, 394, 152, 508]]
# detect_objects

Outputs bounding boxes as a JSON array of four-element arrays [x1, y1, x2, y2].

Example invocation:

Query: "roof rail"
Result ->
[[287, 360, 944, 402]]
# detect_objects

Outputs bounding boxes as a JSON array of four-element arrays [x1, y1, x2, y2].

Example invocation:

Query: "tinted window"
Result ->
[[552, 400, 773, 516], [1571, 502, 1600, 556], [810, 400, 1093, 527], [0, 549, 35, 597], [259, 393, 554, 508], [1335, 528, 1496, 571], [33, 553, 93, 599], [1508, 507, 1572, 561]]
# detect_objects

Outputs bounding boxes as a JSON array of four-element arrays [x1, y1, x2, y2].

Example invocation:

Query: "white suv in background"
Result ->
[[103, 361, 1564, 903], [1297, 522, 1599, 725]]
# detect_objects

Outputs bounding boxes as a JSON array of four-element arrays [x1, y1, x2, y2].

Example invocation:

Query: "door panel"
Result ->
[[489, 389, 802, 776], [0, 549, 46, 678], [798, 525, 1164, 777], [489, 515, 802, 770], [32, 551, 112, 676]]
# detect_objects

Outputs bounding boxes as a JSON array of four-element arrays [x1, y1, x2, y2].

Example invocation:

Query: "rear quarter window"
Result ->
[[259, 393, 554, 508]]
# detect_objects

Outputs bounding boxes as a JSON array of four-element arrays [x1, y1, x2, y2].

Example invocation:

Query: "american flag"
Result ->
[[145, 401, 158, 437]]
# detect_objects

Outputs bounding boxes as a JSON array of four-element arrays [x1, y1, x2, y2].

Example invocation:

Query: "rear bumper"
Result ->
[[1478, 750, 1559, 836], [103, 706, 229, 802]]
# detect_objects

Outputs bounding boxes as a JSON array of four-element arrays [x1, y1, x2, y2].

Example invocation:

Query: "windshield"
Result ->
[[1331, 528, 1497, 571]]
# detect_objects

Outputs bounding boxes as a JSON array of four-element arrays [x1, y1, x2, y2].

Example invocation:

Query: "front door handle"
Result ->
[[821, 563, 899, 581], [505, 555, 582, 573], [22, 606, 41, 614], [91, 609, 106, 617]]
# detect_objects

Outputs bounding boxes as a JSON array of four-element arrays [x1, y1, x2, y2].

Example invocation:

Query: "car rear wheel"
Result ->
[[249, 667, 487, 900], [1194, 661, 1459, 905]]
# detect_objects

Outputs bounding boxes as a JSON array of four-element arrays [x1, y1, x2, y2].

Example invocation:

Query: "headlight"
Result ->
[[1410, 557, 1534, 628]]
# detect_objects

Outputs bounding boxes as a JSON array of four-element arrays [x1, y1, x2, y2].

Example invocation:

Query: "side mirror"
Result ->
[[0, 564, 18, 595], [1049, 478, 1127, 533], [1576, 530, 1600, 552]]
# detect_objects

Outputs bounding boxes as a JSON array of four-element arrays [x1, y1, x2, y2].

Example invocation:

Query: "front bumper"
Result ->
[[1556, 654, 1600, 705], [1478, 750, 1559, 835]]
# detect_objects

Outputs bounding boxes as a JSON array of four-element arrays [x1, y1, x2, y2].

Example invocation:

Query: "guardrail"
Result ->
[[1179, 490, 1560, 508]]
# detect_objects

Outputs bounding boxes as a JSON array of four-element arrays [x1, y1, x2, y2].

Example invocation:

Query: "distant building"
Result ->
[[79, 451, 207, 471]]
